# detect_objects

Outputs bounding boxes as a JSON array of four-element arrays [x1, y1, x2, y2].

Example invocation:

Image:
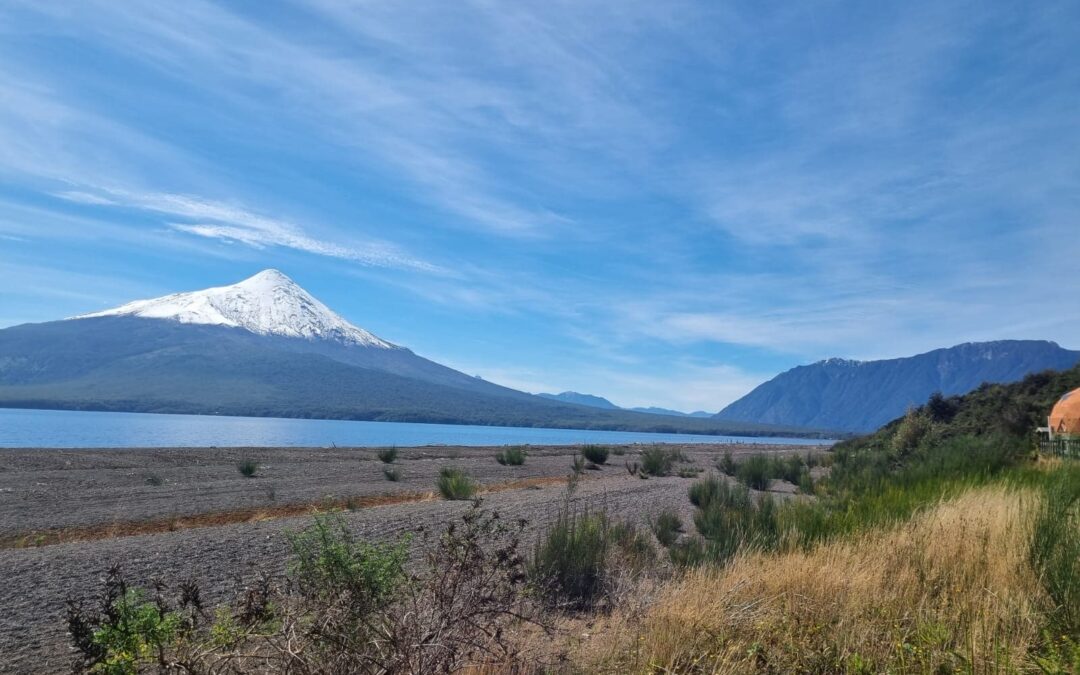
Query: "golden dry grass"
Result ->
[[578, 485, 1047, 674]]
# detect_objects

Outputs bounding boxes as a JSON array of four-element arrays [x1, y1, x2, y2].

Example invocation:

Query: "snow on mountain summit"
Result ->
[[75, 269, 396, 348]]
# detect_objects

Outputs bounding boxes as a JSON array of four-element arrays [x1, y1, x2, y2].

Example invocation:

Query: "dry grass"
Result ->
[[579, 485, 1048, 673], [1, 476, 568, 549]]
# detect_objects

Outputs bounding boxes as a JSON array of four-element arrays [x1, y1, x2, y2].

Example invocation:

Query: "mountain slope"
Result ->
[[716, 341, 1080, 432], [0, 271, 826, 437]]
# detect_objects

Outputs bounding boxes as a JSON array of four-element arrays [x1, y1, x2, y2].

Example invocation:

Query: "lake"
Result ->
[[0, 408, 830, 448]]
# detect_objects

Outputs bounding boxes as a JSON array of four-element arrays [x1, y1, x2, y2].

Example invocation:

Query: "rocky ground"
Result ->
[[0, 442, 828, 673]]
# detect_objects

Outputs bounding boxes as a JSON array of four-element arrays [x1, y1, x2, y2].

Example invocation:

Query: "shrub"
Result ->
[[437, 467, 477, 500], [571, 455, 586, 475], [776, 454, 806, 484], [650, 510, 683, 547], [287, 513, 409, 608], [145, 474, 164, 486], [70, 507, 541, 674], [625, 461, 640, 476], [495, 446, 527, 466], [611, 446, 626, 456], [688, 475, 725, 508], [640, 446, 677, 477], [376, 446, 398, 464], [892, 407, 932, 456], [383, 467, 401, 482], [718, 451, 736, 476], [66, 565, 191, 675], [236, 459, 258, 478], [581, 445, 610, 465], [735, 455, 771, 490], [677, 467, 703, 478], [530, 505, 653, 610], [692, 488, 778, 565]]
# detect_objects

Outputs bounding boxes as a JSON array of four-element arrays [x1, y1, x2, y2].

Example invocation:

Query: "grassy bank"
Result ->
[[582, 470, 1077, 673]]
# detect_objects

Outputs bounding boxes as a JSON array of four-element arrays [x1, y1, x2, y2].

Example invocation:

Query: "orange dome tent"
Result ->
[[1049, 388, 1080, 437]]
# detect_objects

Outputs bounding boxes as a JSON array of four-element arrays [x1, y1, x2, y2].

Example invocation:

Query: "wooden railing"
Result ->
[[1040, 437, 1080, 459]]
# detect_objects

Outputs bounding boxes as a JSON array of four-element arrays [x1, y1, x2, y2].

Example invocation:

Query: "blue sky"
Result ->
[[1, 1, 1078, 412]]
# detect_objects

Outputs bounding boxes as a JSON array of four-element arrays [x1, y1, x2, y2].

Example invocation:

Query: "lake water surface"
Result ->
[[0, 408, 831, 448]]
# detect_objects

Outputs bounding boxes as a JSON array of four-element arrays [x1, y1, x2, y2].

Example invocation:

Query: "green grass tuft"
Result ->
[[437, 467, 477, 500]]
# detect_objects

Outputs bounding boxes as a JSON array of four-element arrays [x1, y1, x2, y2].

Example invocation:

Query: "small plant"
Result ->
[[688, 475, 724, 508], [640, 446, 677, 477], [611, 446, 626, 456], [495, 446, 527, 466], [719, 450, 737, 476], [777, 454, 806, 484], [287, 513, 409, 609], [677, 467, 703, 478], [145, 474, 164, 486], [650, 510, 683, 547], [437, 467, 477, 500], [383, 467, 402, 482], [376, 446, 398, 464], [581, 444, 610, 465], [571, 455, 586, 475], [735, 455, 771, 490], [237, 459, 259, 478], [625, 461, 640, 476], [66, 566, 189, 675], [530, 505, 651, 609]]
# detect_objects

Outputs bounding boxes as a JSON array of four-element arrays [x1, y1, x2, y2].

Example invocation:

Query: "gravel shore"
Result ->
[[0, 442, 828, 673]]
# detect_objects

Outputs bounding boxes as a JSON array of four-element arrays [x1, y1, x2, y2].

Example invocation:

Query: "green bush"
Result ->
[[237, 459, 259, 478], [581, 445, 610, 465], [66, 566, 184, 675], [530, 507, 652, 608], [688, 475, 727, 508], [692, 487, 778, 566], [437, 467, 477, 500], [531, 509, 611, 608], [735, 455, 772, 490], [383, 467, 401, 482], [650, 510, 683, 547], [287, 513, 408, 608], [640, 446, 677, 477], [571, 455, 586, 475], [718, 451, 736, 476], [611, 446, 626, 456], [376, 446, 398, 464], [495, 446, 527, 466], [776, 454, 806, 483]]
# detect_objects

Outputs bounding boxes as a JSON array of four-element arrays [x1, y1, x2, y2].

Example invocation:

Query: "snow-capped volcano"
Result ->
[[75, 269, 396, 348]]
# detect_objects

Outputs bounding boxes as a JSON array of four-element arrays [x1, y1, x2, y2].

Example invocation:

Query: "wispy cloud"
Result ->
[[55, 188, 441, 273]]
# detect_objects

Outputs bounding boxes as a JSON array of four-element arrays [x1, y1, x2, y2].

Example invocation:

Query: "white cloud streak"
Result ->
[[54, 188, 441, 273]]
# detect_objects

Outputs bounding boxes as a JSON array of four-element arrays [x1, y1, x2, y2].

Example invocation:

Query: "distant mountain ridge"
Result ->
[[537, 392, 714, 418], [537, 391, 619, 409], [0, 270, 824, 438], [715, 340, 1080, 432]]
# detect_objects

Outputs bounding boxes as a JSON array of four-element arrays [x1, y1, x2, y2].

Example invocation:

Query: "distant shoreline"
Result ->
[[0, 402, 839, 440], [0, 406, 840, 449]]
